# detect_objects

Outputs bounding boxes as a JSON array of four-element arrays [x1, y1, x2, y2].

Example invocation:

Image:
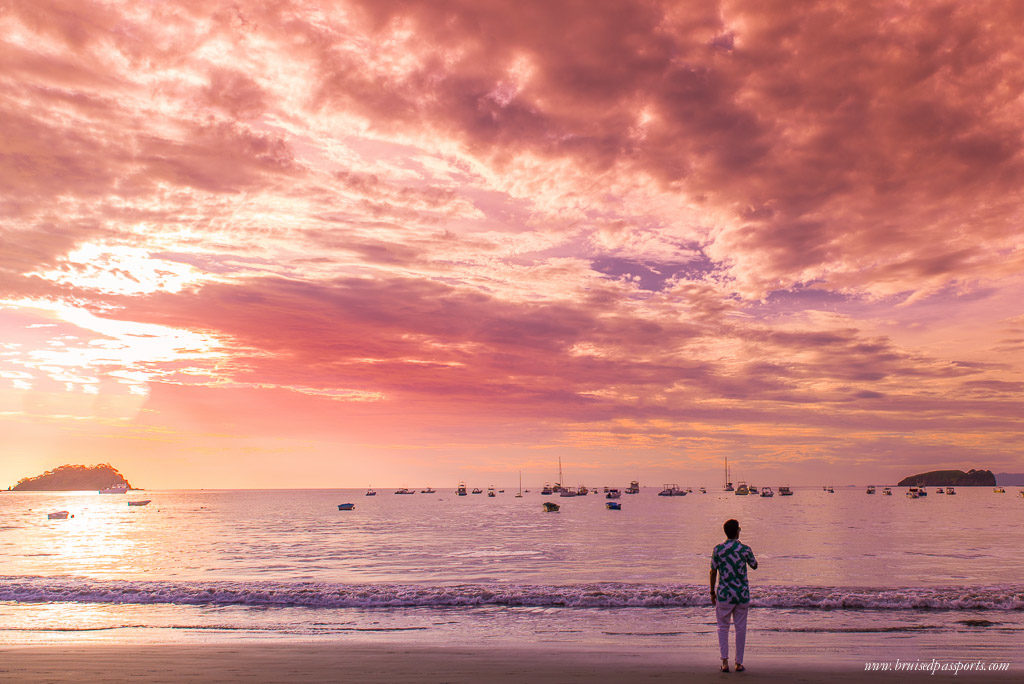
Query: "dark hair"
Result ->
[[724, 519, 740, 539]]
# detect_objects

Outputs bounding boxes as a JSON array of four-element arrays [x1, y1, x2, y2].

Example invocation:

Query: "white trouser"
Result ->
[[716, 601, 749, 662]]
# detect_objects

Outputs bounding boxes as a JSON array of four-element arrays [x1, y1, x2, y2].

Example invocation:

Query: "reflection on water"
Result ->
[[1, 486, 1022, 586]]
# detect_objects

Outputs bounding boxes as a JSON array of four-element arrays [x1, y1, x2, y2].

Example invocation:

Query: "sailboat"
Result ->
[[724, 457, 734, 492], [516, 471, 523, 498]]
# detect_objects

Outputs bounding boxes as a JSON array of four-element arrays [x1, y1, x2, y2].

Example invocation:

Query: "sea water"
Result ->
[[1, 487, 1022, 663]]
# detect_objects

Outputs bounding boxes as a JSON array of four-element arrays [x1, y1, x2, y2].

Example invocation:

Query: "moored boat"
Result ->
[[760, 487, 774, 497], [337, 503, 355, 510], [779, 486, 793, 496], [866, 485, 876, 494], [127, 500, 151, 506], [394, 488, 414, 495], [882, 487, 893, 495], [658, 484, 686, 496], [735, 482, 749, 496], [99, 483, 129, 494], [606, 501, 621, 510], [47, 510, 70, 520], [456, 482, 467, 496], [945, 487, 956, 495], [606, 488, 621, 499], [625, 480, 640, 494], [542, 501, 560, 512]]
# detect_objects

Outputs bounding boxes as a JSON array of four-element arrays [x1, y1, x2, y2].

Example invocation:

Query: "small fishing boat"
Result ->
[[127, 500, 151, 506], [826, 486, 835, 493], [748, 485, 759, 495], [906, 490, 919, 499], [471, 488, 483, 494], [779, 486, 794, 496], [994, 487, 1006, 493], [935, 487, 944, 494], [945, 487, 956, 495], [735, 482, 749, 496], [394, 488, 414, 495], [699, 487, 707, 494], [866, 485, 876, 494], [606, 501, 621, 510], [420, 488, 436, 494], [559, 487, 578, 497], [365, 488, 377, 496], [99, 483, 128, 494], [542, 501, 560, 512], [625, 480, 640, 494], [917, 487, 928, 497], [658, 484, 686, 496], [760, 487, 774, 497], [487, 486, 496, 497], [541, 483, 553, 495], [337, 503, 355, 510], [47, 511, 70, 520], [882, 487, 893, 495], [606, 488, 621, 499], [577, 486, 589, 496], [457, 482, 467, 496]]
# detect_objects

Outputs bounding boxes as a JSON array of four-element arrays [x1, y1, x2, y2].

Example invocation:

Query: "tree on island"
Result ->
[[896, 469, 996, 487], [11, 463, 133, 491]]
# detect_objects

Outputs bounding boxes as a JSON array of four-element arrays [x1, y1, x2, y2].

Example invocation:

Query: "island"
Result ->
[[897, 469, 996, 487], [10, 464, 133, 491]]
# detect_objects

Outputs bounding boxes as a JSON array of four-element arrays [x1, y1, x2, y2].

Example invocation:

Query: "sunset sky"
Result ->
[[2, 1, 1023, 488]]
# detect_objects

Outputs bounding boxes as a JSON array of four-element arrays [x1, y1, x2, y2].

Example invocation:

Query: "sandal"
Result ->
[[735, 664, 745, 672], [721, 663, 730, 672]]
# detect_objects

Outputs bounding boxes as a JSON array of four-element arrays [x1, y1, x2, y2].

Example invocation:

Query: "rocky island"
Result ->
[[10, 464, 133, 491], [897, 468, 996, 487]]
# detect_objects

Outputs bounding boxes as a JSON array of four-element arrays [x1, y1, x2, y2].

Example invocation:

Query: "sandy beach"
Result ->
[[1, 642, 1018, 683]]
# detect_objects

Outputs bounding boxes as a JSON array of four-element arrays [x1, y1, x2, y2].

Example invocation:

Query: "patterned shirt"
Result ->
[[711, 539, 758, 603]]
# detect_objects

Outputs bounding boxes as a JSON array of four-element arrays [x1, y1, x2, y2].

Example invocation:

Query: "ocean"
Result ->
[[2, 486, 1022, 664]]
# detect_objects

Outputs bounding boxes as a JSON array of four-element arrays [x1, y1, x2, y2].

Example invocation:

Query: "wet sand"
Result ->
[[1, 642, 1018, 682]]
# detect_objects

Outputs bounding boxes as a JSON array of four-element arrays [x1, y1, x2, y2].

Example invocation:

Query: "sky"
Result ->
[[2, 0, 1023, 489]]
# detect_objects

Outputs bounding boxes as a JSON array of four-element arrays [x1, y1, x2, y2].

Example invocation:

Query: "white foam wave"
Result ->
[[1, 577, 1021, 611]]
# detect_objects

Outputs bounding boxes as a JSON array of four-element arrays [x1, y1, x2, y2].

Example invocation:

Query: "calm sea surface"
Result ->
[[2, 486, 1022, 662]]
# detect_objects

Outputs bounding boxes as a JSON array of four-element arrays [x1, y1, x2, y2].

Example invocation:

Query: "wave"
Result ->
[[1, 577, 1022, 611]]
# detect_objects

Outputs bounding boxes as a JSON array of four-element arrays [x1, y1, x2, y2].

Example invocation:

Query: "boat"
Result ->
[[606, 501, 621, 510], [337, 503, 355, 510], [657, 484, 686, 496], [735, 482, 749, 496], [516, 471, 523, 498], [699, 487, 707, 494], [866, 485, 876, 494], [779, 486, 793, 496], [487, 486, 496, 497], [394, 488, 414, 495], [420, 488, 436, 494], [606, 488, 621, 499], [127, 500, 151, 506], [471, 488, 483, 494], [47, 511, 70, 520], [456, 482, 467, 496], [935, 487, 944, 494], [760, 487, 774, 497], [826, 486, 835, 493], [994, 487, 1006, 493], [99, 483, 128, 494], [945, 487, 956, 495], [906, 490, 919, 499], [542, 501, 560, 512], [917, 487, 928, 497], [541, 483, 553, 495], [724, 458, 734, 492], [577, 486, 589, 496], [748, 485, 759, 495], [625, 480, 640, 494], [882, 487, 893, 495], [559, 486, 578, 497], [365, 487, 377, 496]]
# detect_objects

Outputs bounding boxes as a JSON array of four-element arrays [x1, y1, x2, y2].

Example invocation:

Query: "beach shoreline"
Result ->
[[1, 642, 1019, 683]]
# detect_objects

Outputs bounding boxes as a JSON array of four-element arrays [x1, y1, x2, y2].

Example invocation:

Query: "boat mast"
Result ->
[[558, 456, 563, 489]]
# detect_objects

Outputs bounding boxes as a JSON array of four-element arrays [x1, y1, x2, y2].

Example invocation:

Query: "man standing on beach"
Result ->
[[710, 518, 758, 673]]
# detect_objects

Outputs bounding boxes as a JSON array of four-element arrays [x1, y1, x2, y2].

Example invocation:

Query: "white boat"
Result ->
[[420, 488, 436, 493], [882, 487, 893, 495], [760, 487, 774, 497], [99, 483, 128, 494], [487, 486, 496, 497], [945, 487, 956, 495], [456, 482, 467, 496], [735, 482, 749, 496], [127, 500, 151, 506], [779, 486, 793, 496], [47, 510, 70, 520], [657, 484, 686, 496], [540, 483, 553, 495], [365, 488, 377, 496], [606, 488, 621, 499], [866, 485, 876, 494], [699, 487, 707, 494], [748, 485, 759, 495], [625, 480, 640, 494]]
